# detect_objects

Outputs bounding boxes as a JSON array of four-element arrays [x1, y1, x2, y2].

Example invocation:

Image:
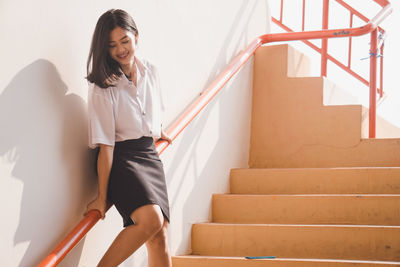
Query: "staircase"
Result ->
[[172, 45, 400, 266]]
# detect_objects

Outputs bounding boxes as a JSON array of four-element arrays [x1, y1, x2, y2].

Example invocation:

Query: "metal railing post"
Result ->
[[302, 0, 306, 31], [369, 29, 378, 138], [321, 0, 329, 76], [380, 43, 384, 98]]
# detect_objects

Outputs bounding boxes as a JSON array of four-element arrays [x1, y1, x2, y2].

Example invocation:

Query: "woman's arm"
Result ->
[[97, 144, 114, 201], [84, 144, 114, 219]]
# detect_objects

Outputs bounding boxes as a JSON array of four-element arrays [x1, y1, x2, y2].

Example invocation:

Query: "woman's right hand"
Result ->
[[84, 197, 107, 219]]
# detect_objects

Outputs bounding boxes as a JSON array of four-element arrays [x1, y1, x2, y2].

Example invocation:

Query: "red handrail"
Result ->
[[271, 0, 390, 137], [38, 2, 392, 266]]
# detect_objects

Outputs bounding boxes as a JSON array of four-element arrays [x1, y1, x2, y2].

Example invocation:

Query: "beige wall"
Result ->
[[249, 44, 400, 169], [0, 0, 269, 266]]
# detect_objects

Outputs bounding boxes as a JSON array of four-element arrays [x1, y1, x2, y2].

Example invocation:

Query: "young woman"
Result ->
[[84, 9, 172, 267]]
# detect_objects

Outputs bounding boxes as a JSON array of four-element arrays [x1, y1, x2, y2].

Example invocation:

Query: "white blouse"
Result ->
[[88, 57, 164, 149]]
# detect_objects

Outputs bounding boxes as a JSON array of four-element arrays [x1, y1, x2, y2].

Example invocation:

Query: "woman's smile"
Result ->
[[117, 51, 130, 60]]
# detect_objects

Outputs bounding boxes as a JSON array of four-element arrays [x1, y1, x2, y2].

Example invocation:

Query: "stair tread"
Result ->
[[195, 223, 400, 228], [174, 255, 400, 265], [212, 193, 400, 225], [230, 167, 400, 194], [192, 223, 400, 261], [232, 168, 400, 171], [217, 194, 400, 196]]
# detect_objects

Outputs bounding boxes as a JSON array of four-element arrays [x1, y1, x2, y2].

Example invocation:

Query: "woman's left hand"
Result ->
[[160, 129, 172, 144], [84, 197, 107, 219]]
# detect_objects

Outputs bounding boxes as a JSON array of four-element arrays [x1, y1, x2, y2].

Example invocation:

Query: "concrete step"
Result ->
[[230, 168, 400, 194], [250, 45, 400, 169], [173, 256, 400, 267], [192, 223, 400, 261], [212, 194, 400, 225]]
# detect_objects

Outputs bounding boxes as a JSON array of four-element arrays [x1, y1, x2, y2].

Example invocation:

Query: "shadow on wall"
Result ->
[[0, 59, 96, 267]]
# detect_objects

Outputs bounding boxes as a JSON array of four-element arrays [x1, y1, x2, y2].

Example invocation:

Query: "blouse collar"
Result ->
[[119, 56, 149, 86]]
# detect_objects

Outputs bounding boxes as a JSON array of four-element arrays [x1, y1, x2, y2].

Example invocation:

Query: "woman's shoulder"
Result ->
[[88, 81, 116, 99], [88, 81, 109, 91]]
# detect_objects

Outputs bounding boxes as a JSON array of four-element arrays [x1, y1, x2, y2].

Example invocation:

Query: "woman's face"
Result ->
[[108, 26, 137, 66]]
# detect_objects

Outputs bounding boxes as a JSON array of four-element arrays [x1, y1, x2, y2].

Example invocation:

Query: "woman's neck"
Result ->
[[121, 58, 135, 76]]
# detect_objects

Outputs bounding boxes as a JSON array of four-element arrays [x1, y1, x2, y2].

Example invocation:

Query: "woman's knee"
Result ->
[[130, 204, 164, 236], [146, 222, 169, 251], [145, 216, 164, 237]]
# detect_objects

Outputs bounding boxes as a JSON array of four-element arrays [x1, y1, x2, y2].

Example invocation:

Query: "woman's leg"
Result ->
[[146, 219, 172, 267], [97, 204, 164, 267]]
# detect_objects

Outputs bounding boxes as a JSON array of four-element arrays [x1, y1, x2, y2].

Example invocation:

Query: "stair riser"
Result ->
[[230, 168, 400, 194], [192, 224, 400, 261], [173, 257, 400, 267], [212, 195, 400, 225]]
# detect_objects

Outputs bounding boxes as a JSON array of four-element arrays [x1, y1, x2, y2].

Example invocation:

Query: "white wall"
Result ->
[[0, 0, 269, 266]]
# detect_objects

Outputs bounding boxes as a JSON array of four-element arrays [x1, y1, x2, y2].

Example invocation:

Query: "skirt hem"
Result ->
[[122, 201, 171, 228]]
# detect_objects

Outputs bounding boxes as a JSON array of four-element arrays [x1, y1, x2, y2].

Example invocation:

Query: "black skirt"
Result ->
[[99, 136, 170, 228]]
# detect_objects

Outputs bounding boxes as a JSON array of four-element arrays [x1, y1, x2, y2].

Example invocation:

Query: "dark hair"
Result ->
[[86, 9, 138, 88]]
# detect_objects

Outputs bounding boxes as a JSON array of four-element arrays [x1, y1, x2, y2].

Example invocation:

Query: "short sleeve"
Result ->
[[88, 83, 115, 148]]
